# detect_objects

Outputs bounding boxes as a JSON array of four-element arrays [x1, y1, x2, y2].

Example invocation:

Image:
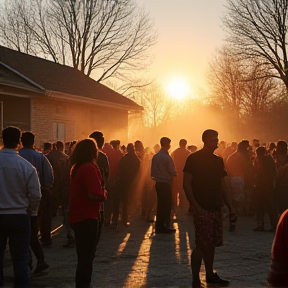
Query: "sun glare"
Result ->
[[167, 79, 190, 100]]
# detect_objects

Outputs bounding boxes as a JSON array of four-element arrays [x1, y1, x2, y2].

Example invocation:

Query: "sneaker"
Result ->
[[33, 261, 49, 274], [206, 272, 229, 286]]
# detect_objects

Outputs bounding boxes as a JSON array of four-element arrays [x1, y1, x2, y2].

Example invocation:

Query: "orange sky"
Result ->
[[136, 0, 227, 97]]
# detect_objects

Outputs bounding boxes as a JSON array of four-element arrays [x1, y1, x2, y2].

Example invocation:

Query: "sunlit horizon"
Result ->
[[166, 79, 190, 101]]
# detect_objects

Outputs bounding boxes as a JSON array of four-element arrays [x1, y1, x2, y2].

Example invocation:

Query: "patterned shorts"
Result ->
[[192, 208, 223, 249]]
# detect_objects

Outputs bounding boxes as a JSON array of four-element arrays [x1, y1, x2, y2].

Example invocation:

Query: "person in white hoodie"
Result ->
[[0, 126, 41, 288]]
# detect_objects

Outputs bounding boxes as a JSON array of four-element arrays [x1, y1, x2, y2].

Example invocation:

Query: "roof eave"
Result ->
[[48, 90, 143, 112]]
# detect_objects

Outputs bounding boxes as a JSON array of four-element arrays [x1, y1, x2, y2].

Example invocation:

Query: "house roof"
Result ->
[[0, 45, 142, 111]]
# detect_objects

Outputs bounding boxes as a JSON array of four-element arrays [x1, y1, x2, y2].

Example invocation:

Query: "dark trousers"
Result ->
[[255, 188, 278, 229], [0, 214, 31, 288], [104, 180, 117, 225], [39, 188, 52, 245], [113, 184, 131, 224], [30, 216, 44, 262], [71, 219, 99, 288], [155, 182, 172, 230]]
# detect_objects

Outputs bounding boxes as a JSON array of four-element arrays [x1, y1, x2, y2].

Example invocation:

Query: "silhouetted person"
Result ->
[[151, 137, 177, 233], [102, 141, 122, 226], [253, 146, 277, 232], [19, 131, 53, 274], [113, 143, 140, 227], [274, 140, 288, 215], [171, 139, 190, 216], [46, 141, 68, 217], [183, 129, 235, 288], [226, 140, 253, 219]]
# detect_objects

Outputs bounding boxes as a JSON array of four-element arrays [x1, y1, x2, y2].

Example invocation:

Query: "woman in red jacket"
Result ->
[[69, 138, 107, 288]]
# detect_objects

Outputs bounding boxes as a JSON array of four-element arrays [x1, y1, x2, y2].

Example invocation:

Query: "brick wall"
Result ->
[[31, 97, 128, 148]]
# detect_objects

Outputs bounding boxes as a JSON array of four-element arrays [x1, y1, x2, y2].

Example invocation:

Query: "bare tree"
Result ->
[[138, 84, 174, 128], [208, 47, 244, 119], [208, 46, 283, 122], [223, 0, 288, 90], [0, 0, 156, 83]]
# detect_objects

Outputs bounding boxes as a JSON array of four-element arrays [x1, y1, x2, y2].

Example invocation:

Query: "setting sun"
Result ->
[[167, 79, 190, 100]]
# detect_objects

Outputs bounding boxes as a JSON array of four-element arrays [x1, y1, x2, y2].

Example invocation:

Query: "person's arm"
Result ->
[[42, 154, 54, 188], [183, 172, 201, 211], [26, 167, 42, 215], [83, 164, 106, 202], [168, 156, 177, 177]]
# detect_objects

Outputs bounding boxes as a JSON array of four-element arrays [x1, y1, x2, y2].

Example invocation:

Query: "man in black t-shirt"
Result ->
[[183, 129, 235, 288]]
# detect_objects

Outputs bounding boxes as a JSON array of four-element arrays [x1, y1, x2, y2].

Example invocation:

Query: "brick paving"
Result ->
[[3, 214, 274, 288]]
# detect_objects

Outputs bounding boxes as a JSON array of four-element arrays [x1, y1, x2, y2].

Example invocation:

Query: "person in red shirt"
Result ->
[[269, 209, 288, 287], [69, 139, 107, 288]]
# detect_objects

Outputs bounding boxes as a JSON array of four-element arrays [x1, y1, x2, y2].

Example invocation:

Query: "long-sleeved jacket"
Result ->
[[0, 148, 41, 215]]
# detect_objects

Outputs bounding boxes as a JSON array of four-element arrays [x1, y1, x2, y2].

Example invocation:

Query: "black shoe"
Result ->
[[206, 273, 229, 286], [33, 261, 49, 274], [104, 221, 110, 227], [63, 237, 75, 248], [253, 225, 264, 232], [229, 224, 236, 232], [155, 228, 176, 234]]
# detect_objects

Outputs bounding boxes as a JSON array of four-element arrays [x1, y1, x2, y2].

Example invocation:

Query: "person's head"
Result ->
[[256, 146, 266, 159], [55, 141, 64, 152], [219, 140, 226, 149], [2, 126, 21, 149], [135, 140, 144, 152], [179, 139, 187, 148], [231, 142, 238, 149], [188, 145, 197, 153], [127, 143, 135, 154], [160, 137, 171, 151], [68, 140, 77, 156], [121, 145, 127, 154], [43, 142, 52, 153], [20, 131, 35, 148], [153, 144, 160, 153], [253, 139, 260, 148], [238, 140, 249, 152], [276, 140, 288, 155], [202, 129, 218, 151], [70, 138, 98, 167], [89, 131, 104, 149], [110, 140, 120, 150], [268, 142, 276, 152]]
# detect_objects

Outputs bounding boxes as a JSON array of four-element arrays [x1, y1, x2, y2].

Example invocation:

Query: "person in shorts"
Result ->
[[183, 129, 236, 288]]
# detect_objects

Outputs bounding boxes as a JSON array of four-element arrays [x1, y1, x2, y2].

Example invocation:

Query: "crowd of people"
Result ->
[[0, 125, 288, 288]]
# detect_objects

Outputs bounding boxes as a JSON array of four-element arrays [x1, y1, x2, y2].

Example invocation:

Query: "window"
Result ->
[[52, 122, 65, 141]]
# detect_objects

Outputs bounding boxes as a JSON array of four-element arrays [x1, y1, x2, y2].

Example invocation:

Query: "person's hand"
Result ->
[[103, 189, 108, 200], [190, 201, 203, 214]]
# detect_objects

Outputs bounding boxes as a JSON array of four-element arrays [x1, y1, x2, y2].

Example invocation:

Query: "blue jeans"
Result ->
[[0, 214, 31, 288]]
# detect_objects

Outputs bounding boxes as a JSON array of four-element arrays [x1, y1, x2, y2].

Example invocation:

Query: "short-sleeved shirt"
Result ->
[[69, 163, 104, 223], [183, 149, 227, 211]]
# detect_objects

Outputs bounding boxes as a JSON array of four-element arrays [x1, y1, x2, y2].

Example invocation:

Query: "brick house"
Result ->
[[0, 46, 142, 146]]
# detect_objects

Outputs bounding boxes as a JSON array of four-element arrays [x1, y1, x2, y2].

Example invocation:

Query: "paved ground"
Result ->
[[3, 213, 274, 288]]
